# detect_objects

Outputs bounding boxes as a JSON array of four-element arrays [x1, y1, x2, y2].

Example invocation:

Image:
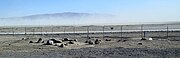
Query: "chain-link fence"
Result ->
[[0, 24, 180, 39]]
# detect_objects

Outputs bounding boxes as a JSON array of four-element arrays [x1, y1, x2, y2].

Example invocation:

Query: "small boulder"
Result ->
[[45, 40, 54, 45], [69, 41, 75, 44], [141, 38, 146, 40], [74, 39, 78, 42], [36, 38, 42, 43], [63, 38, 69, 41], [29, 41, 33, 43], [138, 43, 143, 45], [88, 40, 94, 45], [59, 44, 65, 47], [26, 38, 29, 39], [22, 38, 25, 40], [64, 43, 68, 46], [85, 40, 89, 43], [122, 40, 127, 42], [95, 39, 101, 44], [148, 38, 153, 40], [105, 39, 111, 41]]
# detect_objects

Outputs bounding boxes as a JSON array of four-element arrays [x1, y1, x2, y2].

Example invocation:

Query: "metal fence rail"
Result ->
[[0, 24, 180, 39]]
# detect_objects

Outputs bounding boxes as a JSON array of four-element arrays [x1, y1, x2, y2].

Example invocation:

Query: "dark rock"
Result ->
[[50, 39, 62, 43], [22, 38, 25, 40], [29, 41, 33, 43], [69, 41, 75, 44], [95, 39, 101, 44], [64, 43, 68, 46], [63, 38, 69, 41], [88, 40, 94, 45], [59, 44, 65, 47], [141, 38, 146, 40], [105, 39, 111, 41], [36, 38, 42, 43], [85, 41, 89, 43], [138, 43, 143, 45]]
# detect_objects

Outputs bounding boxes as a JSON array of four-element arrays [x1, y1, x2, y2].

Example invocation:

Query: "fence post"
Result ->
[[141, 24, 144, 38], [12, 28, 14, 36], [51, 26, 54, 37], [40, 27, 42, 36], [121, 25, 123, 39], [87, 26, 89, 39], [73, 26, 75, 39], [32, 28, 35, 36], [102, 25, 105, 39], [166, 24, 169, 38], [63, 26, 66, 38], [25, 27, 26, 35]]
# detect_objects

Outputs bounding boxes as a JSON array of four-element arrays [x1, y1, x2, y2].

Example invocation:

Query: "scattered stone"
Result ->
[[64, 43, 68, 46], [74, 39, 78, 42], [95, 39, 101, 44], [26, 38, 29, 39], [88, 40, 94, 45], [88, 37, 91, 39], [148, 38, 153, 40], [63, 38, 69, 41], [36, 38, 42, 43], [22, 38, 25, 40], [105, 39, 111, 41], [44, 40, 54, 45], [117, 40, 121, 42], [141, 38, 146, 40], [69, 41, 75, 44], [85, 41, 89, 43], [29, 41, 33, 43], [122, 40, 127, 42], [54, 43, 61, 46], [138, 43, 143, 45], [50, 39, 62, 43], [41, 41, 44, 43], [59, 44, 65, 47]]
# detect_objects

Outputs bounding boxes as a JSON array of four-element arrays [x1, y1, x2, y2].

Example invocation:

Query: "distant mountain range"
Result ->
[[0, 12, 179, 26], [0, 12, 113, 20]]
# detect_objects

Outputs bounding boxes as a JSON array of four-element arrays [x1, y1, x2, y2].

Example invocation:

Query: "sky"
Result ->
[[0, 0, 180, 26]]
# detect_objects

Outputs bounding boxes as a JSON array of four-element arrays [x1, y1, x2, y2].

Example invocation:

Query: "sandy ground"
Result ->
[[0, 31, 180, 58]]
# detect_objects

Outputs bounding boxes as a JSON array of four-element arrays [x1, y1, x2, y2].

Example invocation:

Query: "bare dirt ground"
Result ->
[[0, 31, 180, 58]]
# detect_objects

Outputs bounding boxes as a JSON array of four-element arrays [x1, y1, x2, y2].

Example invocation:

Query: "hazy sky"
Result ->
[[0, 0, 180, 25]]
